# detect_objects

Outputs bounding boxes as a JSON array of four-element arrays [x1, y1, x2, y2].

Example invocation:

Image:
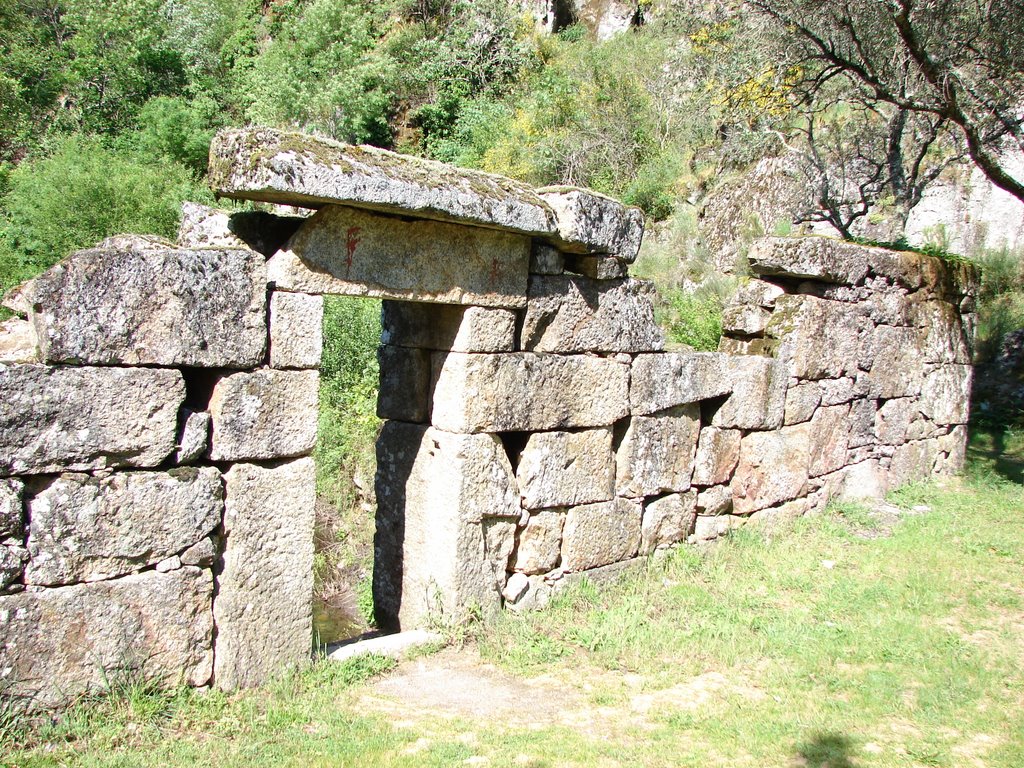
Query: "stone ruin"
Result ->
[[0, 128, 977, 710]]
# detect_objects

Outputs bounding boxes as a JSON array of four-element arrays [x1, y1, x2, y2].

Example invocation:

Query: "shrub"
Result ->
[[135, 95, 221, 173]]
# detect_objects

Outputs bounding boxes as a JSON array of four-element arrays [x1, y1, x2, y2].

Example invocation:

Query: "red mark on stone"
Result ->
[[489, 257, 500, 288], [345, 226, 362, 278]]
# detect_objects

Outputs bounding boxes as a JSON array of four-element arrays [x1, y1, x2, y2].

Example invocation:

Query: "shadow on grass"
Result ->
[[967, 424, 1024, 485], [795, 732, 856, 768]]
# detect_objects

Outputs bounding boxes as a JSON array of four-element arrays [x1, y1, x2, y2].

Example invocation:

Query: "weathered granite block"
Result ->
[[0, 365, 183, 475], [374, 423, 520, 630], [875, 398, 917, 445], [270, 292, 323, 369], [0, 318, 38, 363], [696, 484, 733, 516], [210, 127, 557, 235], [175, 409, 211, 465], [616, 405, 700, 498], [516, 428, 615, 509], [381, 301, 515, 353], [808, 404, 851, 478], [888, 439, 940, 488], [25, 468, 222, 586], [561, 498, 641, 571], [919, 365, 972, 425], [848, 398, 878, 448], [722, 303, 772, 336], [784, 381, 822, 425], [640, 491, 697, 555], [0, 478, 22, 539], [732, 424, 811, 515], [269, 205, 531, 307], [520, 276, 663, 354], [748, 236, 873, 285], [769, 295, 863, 380], [530, 244, 565, 275], [0, 567, 213, 710], [431, 352, 630, 433], [712, 356, 786, 431], [377, 345, 431, 423], [209, 369, 319, 461], [25, 245, 267, 367], [537, 187, 644, 261], [691, 426, 741, 486], [217, 458, 315, 690], [862, 325, 925, 398], [630, 352, 733, 415], [564, 254, 627, 280], [512, 510, 565, 575]]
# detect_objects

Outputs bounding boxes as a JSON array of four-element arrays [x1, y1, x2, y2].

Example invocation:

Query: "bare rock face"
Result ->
[[536, 187, 644, 261], [630, 352, 733, 415], [209, 369, 319, 461], [269, 205, 531, 308], [374, 423, 520, 630], [25, 468, 222, 586], [561, 498, 641, 572], [381, 302, 515, 353], [516, 428, 615, 509], [520, 276, 663, 354], [270, 292, 323, 369], [0, 318, 38, 363], [0, 567, 213, 711], [210, 127, 557, 235], [513, 510, 565, 575], [216, 458, 315, 690], [0, 478, 22, 539], [0, 365, 183, 475], [616, 406, 700, 498], [640, 491, 697, 555], [25, 245, 267, 367], [431, 352, 630, 432], [731, 424, 811, 515]]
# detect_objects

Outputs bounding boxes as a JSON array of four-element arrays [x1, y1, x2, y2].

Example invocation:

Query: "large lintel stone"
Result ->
[[536, 187, 645, 261], [269, 205, 530, 307], [25, 468, 222, 586], [374, 423, 520, 630], [216, 458, 315, 690], [630, 352, 733, 416], [516, 428, 615, 509], [431, 352, 630, 433], [0, 567, 213, 711], [209, 369, 319, 461], [0, 365, 183, 475], [210, 127, 557, 235], [381, 301, 515, 353], [748, 236, 873, 285], [25, 245, 266, 367]]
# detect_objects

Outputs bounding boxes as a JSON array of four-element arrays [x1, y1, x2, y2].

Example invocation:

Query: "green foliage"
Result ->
[[974, 245, 1024, 361], [135, 95, 221, 173], [656, 289, 724, 351], [0, 135, 210, 292]]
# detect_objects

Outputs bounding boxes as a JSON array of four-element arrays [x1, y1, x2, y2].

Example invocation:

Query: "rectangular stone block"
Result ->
[[784, 381, 821, 425], [888, 439, 940, 488], [377, 345, 431, 423], [0, 317, 38, 363], [530, 243, 565, 275], [512, 510, 565, 575], [26, 245, 267, 367], [564, 254, 627, 280], [210, 127, 557, 236], [861, 325, 925, 398], [748, 236, 872, 285], [521, 276, 664, 354], [26, 468, 222, 586], [561, 498, 641, 572], [516, 428, 614, 509], [268, 205, 530, 307], [0, 478, 22, 540], [217, 458, 315, 690], [919, 365, 972, 425], [431, 353, 630, 433], [731, 424, 811, 515], [0, 365, 183, 475], [270, 292, 323, 369], [0, 567, 213, 711], [808, 404, 851, 478], [374, 423, 520, 630], [381, 301, 515, 353], [630, 352, 733, 416], [692, 426, 741, 486], [209, 369, 319, 461], [537, 187, 644, 262], [616, 405, 700, 498], [640, 491, 696, 555], [769, 295, 864, 380], [712, 356, 787, 431]]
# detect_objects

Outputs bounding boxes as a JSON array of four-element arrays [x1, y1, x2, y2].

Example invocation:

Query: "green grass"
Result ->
[[5, 456, 1023, 767]]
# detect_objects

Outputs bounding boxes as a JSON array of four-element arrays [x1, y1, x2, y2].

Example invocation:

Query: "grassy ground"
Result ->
[[4, 434, 1022, 768]]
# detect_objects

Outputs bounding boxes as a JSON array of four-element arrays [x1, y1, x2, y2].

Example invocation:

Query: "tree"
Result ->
[[746, 0, 1024, 203]]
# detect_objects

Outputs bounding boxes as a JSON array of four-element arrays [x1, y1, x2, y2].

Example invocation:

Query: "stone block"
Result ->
[[888, 439, 940, 488], [0, 567, 213, 711], [616, 405, 700, 498], [875, 398, 917, 445], [731, 424, 811, 515], [269, 205, 530, 308], [769, 295, 864, 380], [691, 514, 740, 542], [431, 352, 630, 433], [25, 468, 222, 586], [732, 278, 786, 309], [640, 491, 696, 555], [808, 404, 851, 478], [374, 423, 520, 630], [377, 345, 430, 423], [0, 318, 38, 363], [848, 398, 878, 448], [177, 201, 249, 250], [561, 498, 641, 572], [210, 127, 557, 236], [537, 187, 644, 261], [178, 203, 307, 257], [937, 425, 969, 474], [520, 276, 663, 354], [1, 542, 27, 590], [381, 301, 515, 353], [712, 356, 787, 431], [217, 458, 315, 690], [630, 352, 733, 415], [175, 409, 211, 465], [820, 377, 862, 406], [0, 365, 183, 475], [692, 427, 741, 486], [784, 381, 821, 425], [530, 244, 565, 275], [919, 365, 972, 425], [748, 236, 873, 285], [564, 254, 627, 280], [26, 245, 267, 367], [484, 518, 517, 592], [516, 428, 615, 509], [862, 326, 925, 398], [209, 369, 319, 461], [696, 485, 733, 516], [722, 303, 772, 335], [0, 478, 22, 540], [270, 292, 324, 369], [834, 459, 888, 502], [512, 510, 565, 575]]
